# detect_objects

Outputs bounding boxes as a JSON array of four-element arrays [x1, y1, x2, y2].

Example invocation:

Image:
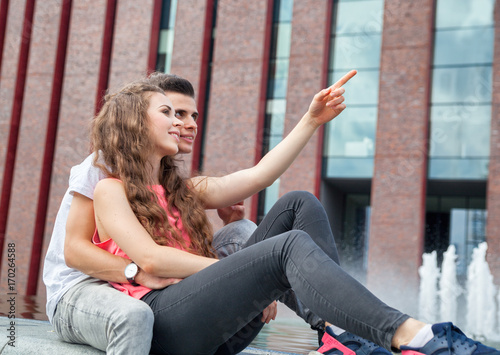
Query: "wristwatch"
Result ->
[[124, 262, 139, 286]]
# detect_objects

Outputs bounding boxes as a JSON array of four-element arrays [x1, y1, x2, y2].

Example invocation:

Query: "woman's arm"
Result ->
[[191, 70, 357, 209], [65, 192, 185, 288], [93, 179, 218, 278]]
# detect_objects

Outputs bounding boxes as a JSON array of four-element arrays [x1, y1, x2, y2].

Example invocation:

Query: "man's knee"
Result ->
[[116, 301, 154, 330], [213, 219, 257, 258], [107, 301, 154, 354]]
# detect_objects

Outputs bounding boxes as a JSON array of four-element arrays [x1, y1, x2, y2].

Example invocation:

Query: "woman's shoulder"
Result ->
[[94, 178, 125, 198], [96, 177, 122, 185]]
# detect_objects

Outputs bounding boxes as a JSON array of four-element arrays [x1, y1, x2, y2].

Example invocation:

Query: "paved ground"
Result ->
[[0, 317, 303, 354]]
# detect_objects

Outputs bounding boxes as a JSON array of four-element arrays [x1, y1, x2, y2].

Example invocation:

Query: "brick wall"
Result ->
[[486, 1, 500, 285], [367, 0, 434, 314], [279, 0, 329, 196], [202, 0, 270, 228]]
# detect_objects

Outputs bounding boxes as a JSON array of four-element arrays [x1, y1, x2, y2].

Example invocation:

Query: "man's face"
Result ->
[[167, 91, 198, 154]]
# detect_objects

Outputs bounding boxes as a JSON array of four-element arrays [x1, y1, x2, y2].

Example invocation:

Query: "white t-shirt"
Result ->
[[43, 153, 107, 322]]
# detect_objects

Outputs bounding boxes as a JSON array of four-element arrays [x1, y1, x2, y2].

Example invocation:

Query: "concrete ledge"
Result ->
[[0, 317, 104, 354], [0, 317, 300, 354]]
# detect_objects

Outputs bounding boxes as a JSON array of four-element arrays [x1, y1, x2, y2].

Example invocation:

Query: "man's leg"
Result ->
[[212, 219, 257, 258], [52, 278, 154, 355]]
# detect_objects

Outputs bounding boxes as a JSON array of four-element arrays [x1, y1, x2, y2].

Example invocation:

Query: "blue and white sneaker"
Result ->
[[309, 326, 392, 355], [401, 322, 500, 355]]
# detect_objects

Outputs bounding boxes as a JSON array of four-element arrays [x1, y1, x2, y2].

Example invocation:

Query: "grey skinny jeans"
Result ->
[[142, 191, 409, 354], [213, 194, 331, 333]]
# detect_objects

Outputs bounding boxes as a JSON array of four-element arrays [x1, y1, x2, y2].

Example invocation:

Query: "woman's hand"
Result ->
[[261, 301, 278, 324], [135, 270, 183, 289], [217, 201, 245, 225], [307, 70, 357, 128]]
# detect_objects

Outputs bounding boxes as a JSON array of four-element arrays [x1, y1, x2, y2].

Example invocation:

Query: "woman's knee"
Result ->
[[281, 191, 323, 211], [280, 230, 314, 249], [281, 190, 316, 203]]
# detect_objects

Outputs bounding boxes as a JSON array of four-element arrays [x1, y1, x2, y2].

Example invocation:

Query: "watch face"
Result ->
[[125, 263, 138, 278]]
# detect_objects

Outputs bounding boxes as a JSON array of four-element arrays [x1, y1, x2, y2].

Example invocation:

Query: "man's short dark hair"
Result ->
[[146, 72, 195, 99]]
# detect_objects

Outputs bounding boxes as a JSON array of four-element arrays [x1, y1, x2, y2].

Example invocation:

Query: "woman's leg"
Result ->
[[213, 314, 264, 355], [245, 191, 339, 332], [245, 191, 340, 263], [142, 231, 408, 354]]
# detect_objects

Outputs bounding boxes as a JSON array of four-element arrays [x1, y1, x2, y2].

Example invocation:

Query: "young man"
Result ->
[[43, 73, 385, 355]]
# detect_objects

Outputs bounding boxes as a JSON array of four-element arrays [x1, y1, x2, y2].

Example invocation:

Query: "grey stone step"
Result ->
[[0, 317, 302, 354]]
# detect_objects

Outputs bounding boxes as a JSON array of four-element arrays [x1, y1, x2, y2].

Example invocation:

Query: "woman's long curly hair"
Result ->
[[91, 81, 215, 258]]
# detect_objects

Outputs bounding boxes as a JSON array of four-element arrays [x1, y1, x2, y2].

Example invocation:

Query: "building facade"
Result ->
[[0, 0, 499, 315]]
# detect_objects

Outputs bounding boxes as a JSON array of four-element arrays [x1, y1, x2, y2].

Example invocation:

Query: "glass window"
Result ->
[[329, 69, 380, 105], [270, 23, 293, 59], [324, 157, 374, 178], [276, 23, 292, 58], [425, 195, 486, 273], [431, 66, 492, 104], [429, 105, 491, 158], [266, 99, 286, 149], [331, 34, 382, 70], [323, 0, 384, 179], [434, 28, 493, 66], [338, 194, 371, 281], [273, 0, 293, 22], [450, 208, 487, 274], [264, 179, 281, 213], [269, 115, 285, 143], [259, 0, 294, 218], [469, 197, 486, 209], [266, 98, 287, 116], [325, 107, 376, 157], [435, 0, 494, 28], [155, 0, 178, 73], [441, 197, 467, 210], [267, 59, 290, 98], [426, 196, 439, 211], [273, 58, 290, 80], [157, 29, 176, 72], [333, 0, 384, 35], [429, 0, 494, 181], [428, 158, 489, 180]]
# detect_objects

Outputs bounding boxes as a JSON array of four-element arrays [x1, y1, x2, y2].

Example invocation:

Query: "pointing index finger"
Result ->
[[331, 70, 357, 90]]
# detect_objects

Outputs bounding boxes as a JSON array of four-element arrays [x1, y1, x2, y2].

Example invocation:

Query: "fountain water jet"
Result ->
[[439, 245, 462, 325], [419, 242, 500, 342], [418, 251, 439, 324], [466, 242, 498, 340]]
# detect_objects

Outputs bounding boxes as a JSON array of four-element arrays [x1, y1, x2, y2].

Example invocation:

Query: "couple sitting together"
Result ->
[[43, 70, 499, 355]]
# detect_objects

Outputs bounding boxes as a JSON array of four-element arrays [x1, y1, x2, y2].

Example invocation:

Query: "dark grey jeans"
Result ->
[[142, 191, 409, 355], [245, 190, 340, 333]]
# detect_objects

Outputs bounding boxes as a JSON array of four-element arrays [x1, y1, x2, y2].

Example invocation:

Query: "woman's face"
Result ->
[[147, 92, 184, 158]]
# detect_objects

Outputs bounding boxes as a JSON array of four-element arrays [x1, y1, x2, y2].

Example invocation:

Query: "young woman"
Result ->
[[88, 74, 499, 355]]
